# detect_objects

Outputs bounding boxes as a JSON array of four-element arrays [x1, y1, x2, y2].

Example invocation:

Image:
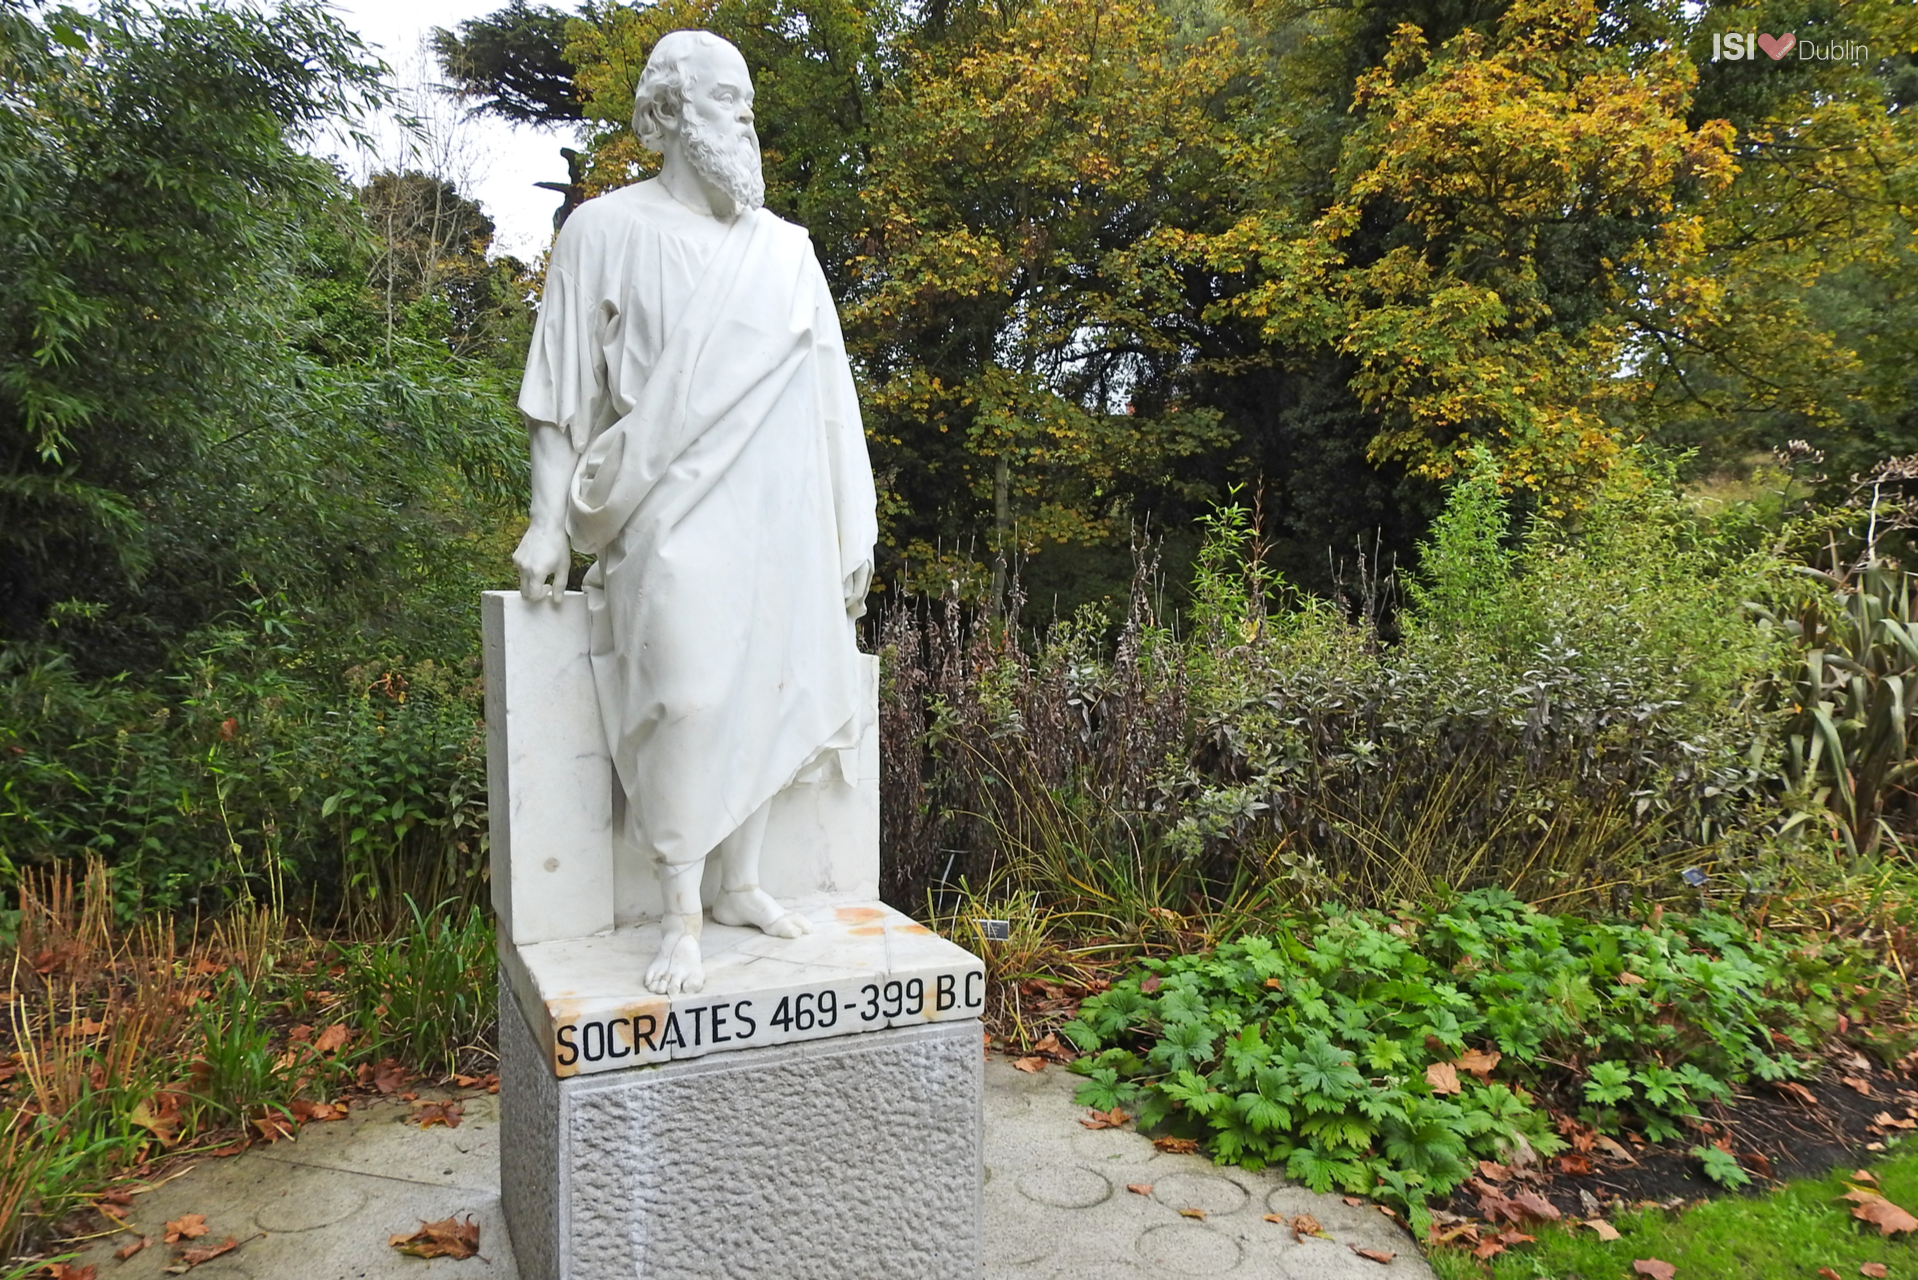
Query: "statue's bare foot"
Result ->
[[713, 886, 811, 939], [644, 918, 705, 994]]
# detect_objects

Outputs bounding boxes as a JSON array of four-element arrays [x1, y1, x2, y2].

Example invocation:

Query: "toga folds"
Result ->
[[517, 181, 877, 867]]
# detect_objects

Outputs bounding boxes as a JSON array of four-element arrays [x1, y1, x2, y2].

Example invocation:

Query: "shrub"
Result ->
[[1061, 889, 1884, 1228], [881, 454, 1789, 923]]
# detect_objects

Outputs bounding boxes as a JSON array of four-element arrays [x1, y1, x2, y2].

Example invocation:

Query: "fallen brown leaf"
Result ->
[[1457, 1047, 1502, 1079], [1178, 1207, 1206, 1221], [313, 1024, 351, 1055], [1291, 1213, 1324, 1243], [1476, 1160, 1511, 1182], [1127, 1184, 1152, 1196], [1011, 1056, 1047, 1074], [1031, 1032, 1075, 1062], [1351, 1247, 1395, 1264], [362, 1060, 407, 1094], [253, 1114, 294, 1143], [1139, 974, 1163, 994], [1509, 1190, 1560, 1223], [1632, 1261, 1676, 1280], [389, 1215, 481, 1260], [1776, 1080, 1819, 1106], [45, 1265, 96, 1280], [1343, 1196, 1365, 1207], [164, 1214, 209, 1244], [1862, 1264, 1889, 1278], [1818, 1270, 1843, 1280], [1425, 1061, 1462, 1095], [1152, 1136, 1198, 1154], [1583, 1219, 1621, 1241], [1618, 971, 1646, 986], [163, 1237, 238, 1273], [1843, 1076, 1875, 1097], [414, 1101, 463, 1130], [1594, 1134, 1634, 1162], [1080, 1106, 1128, 1130], [129, 1099, 178, 1148], [114, 1236, 152, 1260], [1842, 1188, 1918, 1236], [1855, 1169, 1881, 1186], [1556, 1153, 1594, 1175]]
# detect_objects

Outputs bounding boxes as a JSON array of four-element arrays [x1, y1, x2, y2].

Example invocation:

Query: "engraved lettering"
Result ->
[[608, 1016, 631, 1059], [711, 1002, 731, 1044], [556, 1024, 579, 1067], [660, 1012, 687, 1050], [582, 1020, 605, 1062]]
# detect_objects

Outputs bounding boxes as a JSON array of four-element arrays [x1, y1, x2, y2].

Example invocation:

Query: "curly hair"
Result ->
[[631, 30, 733, 153]]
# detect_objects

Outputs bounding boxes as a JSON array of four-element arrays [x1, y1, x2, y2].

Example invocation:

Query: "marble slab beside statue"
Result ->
[[483, 29, 983, 1280]]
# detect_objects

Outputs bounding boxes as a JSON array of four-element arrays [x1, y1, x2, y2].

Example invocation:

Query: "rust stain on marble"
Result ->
[[835, 906, 886, 923], [848, 925, 885, 936]]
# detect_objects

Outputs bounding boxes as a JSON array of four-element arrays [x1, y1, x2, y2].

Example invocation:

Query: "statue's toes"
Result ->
[[764, 912, 811, 939]]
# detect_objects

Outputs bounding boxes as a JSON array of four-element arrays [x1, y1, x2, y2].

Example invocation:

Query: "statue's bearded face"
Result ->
[[681, 99, 763, 213], [676, 46, 763, 213]]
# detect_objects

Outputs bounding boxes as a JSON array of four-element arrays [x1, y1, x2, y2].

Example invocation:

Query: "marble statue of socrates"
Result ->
[[511, 30, 878, 996]]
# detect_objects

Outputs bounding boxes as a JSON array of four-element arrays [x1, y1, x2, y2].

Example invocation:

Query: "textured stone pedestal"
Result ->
[[500, 968, 984, 1280]]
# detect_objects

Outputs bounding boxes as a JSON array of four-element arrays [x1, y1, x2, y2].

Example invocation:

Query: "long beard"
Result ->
[[682, 115, 764, 214]]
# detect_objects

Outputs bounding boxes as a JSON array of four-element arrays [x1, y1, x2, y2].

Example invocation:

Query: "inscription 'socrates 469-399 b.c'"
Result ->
[[501, 901, 986, 1079], [553, 968, 984, 1073]]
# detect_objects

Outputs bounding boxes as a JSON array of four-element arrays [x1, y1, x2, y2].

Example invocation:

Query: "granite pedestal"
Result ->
[[484, 591, 985, 1279]]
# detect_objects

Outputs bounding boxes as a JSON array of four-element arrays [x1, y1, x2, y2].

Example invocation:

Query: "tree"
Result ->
[[432, 1, 587, 126], [1177, 0, 1737, 510], [0, 1, 523, 667]]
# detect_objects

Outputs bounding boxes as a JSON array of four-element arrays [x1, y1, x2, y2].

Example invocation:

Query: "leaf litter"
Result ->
[[390, 1215, 482, 1260]]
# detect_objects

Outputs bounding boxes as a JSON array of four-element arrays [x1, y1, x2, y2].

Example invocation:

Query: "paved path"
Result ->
[[71, 1057, 1428, 1279]]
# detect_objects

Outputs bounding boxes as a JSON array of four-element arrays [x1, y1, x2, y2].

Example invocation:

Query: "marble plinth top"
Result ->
[[500, 902, 985, 1079]]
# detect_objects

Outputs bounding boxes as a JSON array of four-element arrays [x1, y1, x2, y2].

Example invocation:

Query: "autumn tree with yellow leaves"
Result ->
[[457, 0, 1917, 598]]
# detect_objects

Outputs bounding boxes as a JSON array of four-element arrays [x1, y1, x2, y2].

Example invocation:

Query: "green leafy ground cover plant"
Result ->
[[1062, 889, 1890, 1229]]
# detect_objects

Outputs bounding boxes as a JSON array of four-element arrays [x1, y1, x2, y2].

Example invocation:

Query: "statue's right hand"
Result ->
[[513, 524, 572, 601]]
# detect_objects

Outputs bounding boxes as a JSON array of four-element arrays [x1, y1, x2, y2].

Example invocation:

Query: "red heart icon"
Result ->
[[1756, 32, 1796, 59]]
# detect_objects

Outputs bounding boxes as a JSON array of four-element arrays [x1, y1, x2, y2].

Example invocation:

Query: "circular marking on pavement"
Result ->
[[253, 1182, 368, 1232], [1136, 1221, 1243, 1274], [1015, 1165, 1115, 1209], [1046, 1262, 1154, 1280], [1150, 1171, 1250, 1216]]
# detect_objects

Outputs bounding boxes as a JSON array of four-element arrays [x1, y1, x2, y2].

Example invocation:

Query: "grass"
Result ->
[[0, 859, 496, 1271], [1430, 1141, 1918, 1280]]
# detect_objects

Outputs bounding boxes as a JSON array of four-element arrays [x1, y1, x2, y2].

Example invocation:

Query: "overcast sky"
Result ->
[[317, 0, 583, 260]]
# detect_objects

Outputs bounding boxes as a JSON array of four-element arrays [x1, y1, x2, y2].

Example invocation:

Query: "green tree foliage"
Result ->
[[0, 1, 528, 912], [433, 0, 589, 126], [0, 1, 525, 668], [442, 0, 1918, 602]]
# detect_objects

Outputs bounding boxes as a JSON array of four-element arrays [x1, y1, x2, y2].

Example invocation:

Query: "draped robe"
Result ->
[[518, 181, 877, 867]]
